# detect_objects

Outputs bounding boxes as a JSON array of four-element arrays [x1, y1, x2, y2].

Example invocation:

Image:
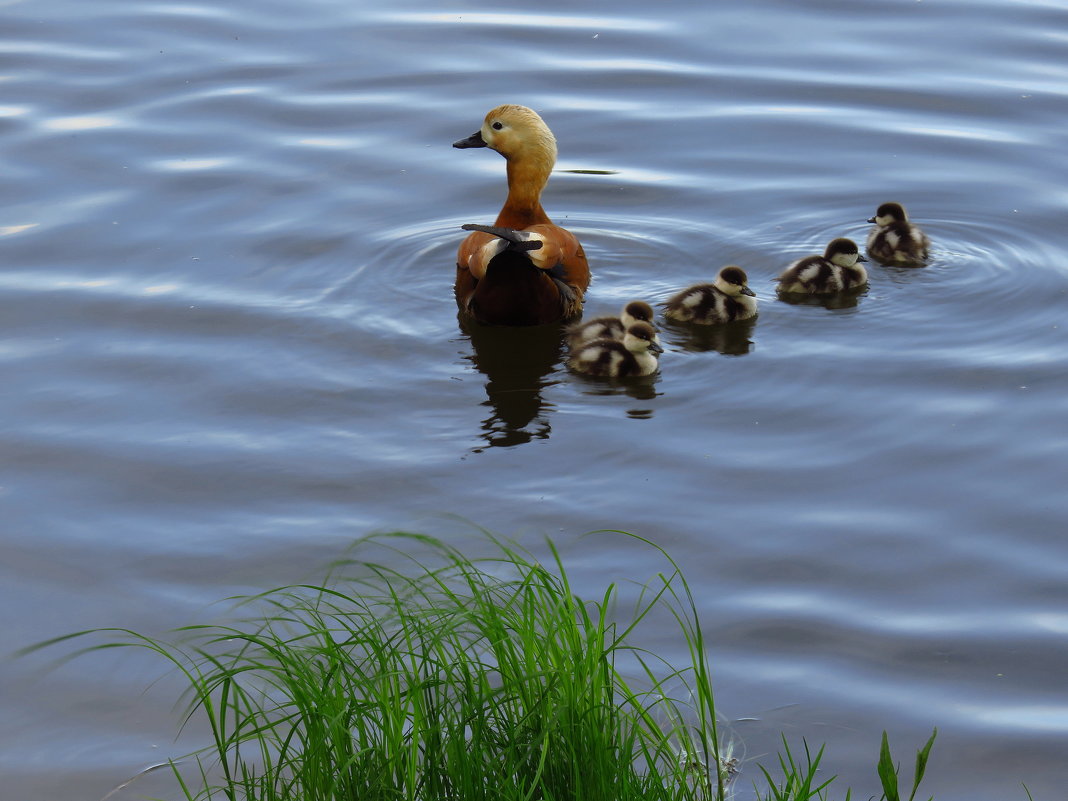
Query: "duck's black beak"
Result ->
[[453, 130, 487, 149], [857, 254, 868, 262], [866, 216, 877, 223], [741, 286, 757, 297], [650, 341, 665, 355]]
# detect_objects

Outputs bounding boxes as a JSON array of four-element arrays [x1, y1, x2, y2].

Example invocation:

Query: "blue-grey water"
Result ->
[[3, 0, 1067, 798]]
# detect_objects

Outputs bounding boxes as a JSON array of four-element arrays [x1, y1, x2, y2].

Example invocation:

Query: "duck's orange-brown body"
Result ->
[[454, 105, 590, 326]]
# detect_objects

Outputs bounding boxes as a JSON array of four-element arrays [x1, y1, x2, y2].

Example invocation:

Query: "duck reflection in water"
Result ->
[[774, 286, 868, 311], [660, 316, 757, 355], [569, 369, 659, 404], [459, 315, 563, 451]]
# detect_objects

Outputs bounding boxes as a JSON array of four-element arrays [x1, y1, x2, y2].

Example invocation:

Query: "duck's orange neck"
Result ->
[[496, 158, 552, 228]]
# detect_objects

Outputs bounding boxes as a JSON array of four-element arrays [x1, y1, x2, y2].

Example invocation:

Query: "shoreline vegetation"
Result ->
[[28, 531, 945, 800]]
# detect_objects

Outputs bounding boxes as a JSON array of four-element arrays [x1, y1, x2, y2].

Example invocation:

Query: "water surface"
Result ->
[[3, 0, 1067, 799]]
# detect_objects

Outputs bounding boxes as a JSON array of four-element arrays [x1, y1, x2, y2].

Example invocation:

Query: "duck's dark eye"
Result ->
[[492, 121, 503, 130]]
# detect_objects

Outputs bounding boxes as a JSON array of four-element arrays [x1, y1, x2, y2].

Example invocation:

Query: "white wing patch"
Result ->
[[682, 291, 703, 309], [523, 232, 552, 269], [472, 238, 508, 270], [468, 230, 551, 270], [798, 263, 822, 285]]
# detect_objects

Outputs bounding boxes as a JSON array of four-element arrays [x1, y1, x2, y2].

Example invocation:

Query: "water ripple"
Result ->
[[372, 11, 674, 33], [3, 0, 1068, 798]]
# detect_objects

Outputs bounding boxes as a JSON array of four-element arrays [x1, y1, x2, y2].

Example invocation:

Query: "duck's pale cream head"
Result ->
[[714, 265, 757, 297], [622, 321, 664, 355], [868, 201, 908, 226], [454, 104, 558, 169], [621, 300, 656, 326], [825, 238, 866, 267]]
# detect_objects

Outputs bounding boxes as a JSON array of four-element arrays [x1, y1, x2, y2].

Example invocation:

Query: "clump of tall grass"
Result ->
[[36, 532, 734, 801], [29, 531, 950, 801]]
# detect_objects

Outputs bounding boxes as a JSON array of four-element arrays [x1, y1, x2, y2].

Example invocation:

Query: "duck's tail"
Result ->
[[461, 223, 544, 252]]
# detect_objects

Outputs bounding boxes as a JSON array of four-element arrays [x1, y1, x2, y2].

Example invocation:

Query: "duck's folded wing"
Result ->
[[526, 224, 589, 291]]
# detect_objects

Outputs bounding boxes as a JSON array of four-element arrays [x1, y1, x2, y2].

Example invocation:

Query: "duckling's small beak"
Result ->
[[650, 341, 665, 355], [741, 286, 756, 297], [453, 130, 487, 149], [857, 254, 868, 262], [866, 216, 877, 223]]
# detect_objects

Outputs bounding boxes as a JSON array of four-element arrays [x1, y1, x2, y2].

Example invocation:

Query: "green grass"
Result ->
[[25, 530, 944, 801]]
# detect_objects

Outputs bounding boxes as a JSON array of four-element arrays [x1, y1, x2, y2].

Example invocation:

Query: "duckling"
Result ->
[[454, 104, 591, 326], [664, 266, 758, 325], [566, 300, 658, 347], [866, 202, 930, 266], [777, 238, 868, 294], [567, 321, 663, 378]]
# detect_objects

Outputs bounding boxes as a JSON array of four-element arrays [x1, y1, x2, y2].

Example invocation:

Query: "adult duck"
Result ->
[[454, 104, 590, 326]]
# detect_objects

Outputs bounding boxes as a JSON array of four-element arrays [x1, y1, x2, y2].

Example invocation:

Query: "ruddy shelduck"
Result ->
[[454, 104, 590, 326], [664, 266, 758, 325], [866, 202, 930, 266], [566, 300, 658, 348], [567, 321, 663, 378], [777, 238, 868, 294]]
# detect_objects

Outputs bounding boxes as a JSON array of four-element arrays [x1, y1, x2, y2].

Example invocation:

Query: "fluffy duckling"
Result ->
[[566, 300, 657, 347], [777, 238, 868, 294], [866, 202, 930, 266], [454, 104, 591, 326], [664, 266, 758, 325], [567, 321, 663, 378]]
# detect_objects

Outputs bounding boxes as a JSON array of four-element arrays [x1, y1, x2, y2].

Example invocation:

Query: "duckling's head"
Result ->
[[622, 321, 664, 355], [621, 300, 656, 326], [825, 238, 866, 267], [714, 265, 757, 297], [454, 104, 558, 170], [868, 202, 908, 225]]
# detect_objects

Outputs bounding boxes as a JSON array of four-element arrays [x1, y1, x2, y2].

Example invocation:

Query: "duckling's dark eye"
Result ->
[[491, 121, 503, 130]]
